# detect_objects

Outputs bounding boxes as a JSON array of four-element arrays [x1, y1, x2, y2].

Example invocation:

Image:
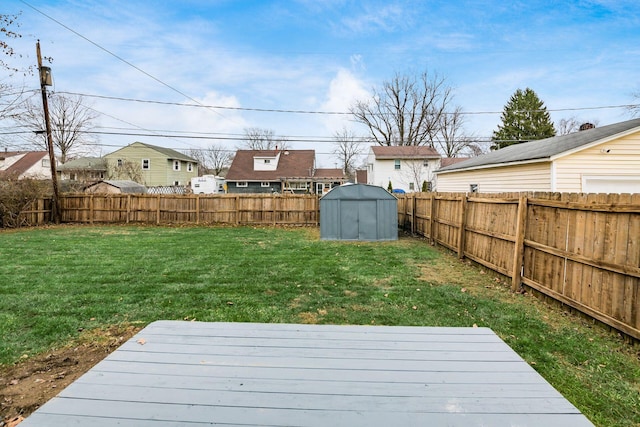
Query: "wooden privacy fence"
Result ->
[[398, 192, 640, 341], [59, 194, 319, 226], [0, 198, 52, 228]]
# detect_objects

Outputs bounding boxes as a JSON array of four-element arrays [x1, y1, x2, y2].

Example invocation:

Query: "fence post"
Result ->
[[457, 195, 468, 259], [89, 195, 94, 225], [235, 195, 240, 225], [429, 193, 437, 245], [126, 195, 131, 224], [511, 195, 527, 291], [411, 194, 416, 234], [196, 195, 200, 225], [156, 195, 161, 225]]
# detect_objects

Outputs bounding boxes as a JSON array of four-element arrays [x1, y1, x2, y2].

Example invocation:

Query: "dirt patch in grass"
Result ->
[[0, 324, 140, 424]]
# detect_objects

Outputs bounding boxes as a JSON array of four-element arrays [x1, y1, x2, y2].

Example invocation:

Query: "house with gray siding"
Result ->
[[225, 149, 346, 194]]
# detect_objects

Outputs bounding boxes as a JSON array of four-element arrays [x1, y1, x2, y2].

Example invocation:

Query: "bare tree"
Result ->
[[105, 159, 143, 183], [332, 128, 363, 179], [628, 90, 640, 117], [189, 144, 234, 176], [0, 83, 24, 122], [17, 93, 99, 163], [434, 106, 481, 157], [350, 69, 454, 146], [1, 13, 33, 136], [556, 116, 581, 135], [241, 127, 289, 150]]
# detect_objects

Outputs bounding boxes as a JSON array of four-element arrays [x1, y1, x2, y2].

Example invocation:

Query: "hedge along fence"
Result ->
[[397, 192, 640, 342], [0, 197, 52, 228], [59, 193, 319, 226]]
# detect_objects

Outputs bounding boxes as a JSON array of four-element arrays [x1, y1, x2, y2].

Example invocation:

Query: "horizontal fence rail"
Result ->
[[397, 192, 640, 342], [59, 194, 319, 226]]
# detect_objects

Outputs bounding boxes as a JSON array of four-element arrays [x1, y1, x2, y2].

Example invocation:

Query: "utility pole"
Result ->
[[36, 40, 61, 224]]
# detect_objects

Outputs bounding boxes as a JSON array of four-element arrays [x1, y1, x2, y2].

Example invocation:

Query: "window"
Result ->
[[394, 159, 401, 170], [423, 160, 429, 167], [117, 159, 123, 167], [236, 181, 248, 187], [264, 159, 271, 164], [142, 159, 150, 170], [173, 160, 180, 171], [173, 180, 180, 186], [261, 182, 271, 187], [285, 181, 309, 190], [470, 184, 478, 193], [409, 182, 415, 191], [42, 159, 50, 167], [187, 163, 193, 172]]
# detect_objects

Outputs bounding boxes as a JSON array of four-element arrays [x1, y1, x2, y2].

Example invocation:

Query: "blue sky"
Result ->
[[2, 0, 639, 166]]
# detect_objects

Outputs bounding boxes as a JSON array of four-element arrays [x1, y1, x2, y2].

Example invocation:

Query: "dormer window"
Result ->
[[254, 152, 280, 171]]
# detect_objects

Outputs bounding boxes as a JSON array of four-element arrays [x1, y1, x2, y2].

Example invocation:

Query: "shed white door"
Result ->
[[582, 176, 640, 194]]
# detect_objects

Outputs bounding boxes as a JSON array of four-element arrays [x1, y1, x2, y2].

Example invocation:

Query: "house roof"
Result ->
[[438, 118, 640, 173], [0, 151, 49, 177], [370, 145, 441, 159], [226, 150, 315, 181], [314, 168, 347, 179], [57, 157, 107, 171], [440, 157, 470, 168], [109, 142, 197, 163], [85, 180, 146, 193]]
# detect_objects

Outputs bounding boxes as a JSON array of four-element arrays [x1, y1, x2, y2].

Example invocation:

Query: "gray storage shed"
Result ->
[[320, 184, 398, 241]]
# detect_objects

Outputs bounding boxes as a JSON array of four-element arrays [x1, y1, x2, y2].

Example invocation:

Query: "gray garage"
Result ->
[[320, 184, 398, 241]]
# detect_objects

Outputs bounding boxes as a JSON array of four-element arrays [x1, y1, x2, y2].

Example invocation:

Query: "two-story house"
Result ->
[[367, 146, 441, 192], [225, 149, 347, 194], [104, 142, 198, 186]]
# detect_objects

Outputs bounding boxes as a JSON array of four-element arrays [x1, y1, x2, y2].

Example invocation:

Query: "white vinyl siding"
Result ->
[[553, 134, 640, 192], [436, 163, 551, 193], [367, 152, 439, 193]]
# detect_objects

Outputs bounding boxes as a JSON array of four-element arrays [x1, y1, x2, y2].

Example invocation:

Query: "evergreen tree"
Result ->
[[491, 88, 556, 150]]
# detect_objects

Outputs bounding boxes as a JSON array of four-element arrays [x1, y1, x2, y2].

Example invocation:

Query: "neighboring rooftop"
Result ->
[[438, 118, 640, 173], [57, 157, 107, 171], [226, 150, 315, 181], [371, 145, 441, 159]]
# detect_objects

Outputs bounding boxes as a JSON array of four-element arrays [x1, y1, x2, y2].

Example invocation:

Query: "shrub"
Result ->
[[0, 174, 51, 228]]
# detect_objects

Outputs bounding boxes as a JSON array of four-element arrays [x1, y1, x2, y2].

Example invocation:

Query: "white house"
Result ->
[[0, 151, 54, 179], [367, 146, 441, 192], [436, 118, 640, 193]]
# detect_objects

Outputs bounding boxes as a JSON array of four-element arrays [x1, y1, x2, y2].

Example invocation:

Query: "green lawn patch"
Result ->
[[0, 225, 638, 426]]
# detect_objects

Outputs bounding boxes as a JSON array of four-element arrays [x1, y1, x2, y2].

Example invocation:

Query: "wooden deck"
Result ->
[[21, 321, 593, 426]]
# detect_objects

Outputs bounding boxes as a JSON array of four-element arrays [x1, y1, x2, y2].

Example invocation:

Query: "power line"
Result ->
[[19, 0, 236, 125], [57, 90, 639, 116]]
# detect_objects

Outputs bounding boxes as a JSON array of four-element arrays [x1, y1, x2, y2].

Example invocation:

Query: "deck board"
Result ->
[[20, 321, 594, 426]]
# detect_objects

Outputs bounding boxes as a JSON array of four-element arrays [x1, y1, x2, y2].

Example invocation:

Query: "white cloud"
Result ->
[[319, 69, 370, 134]]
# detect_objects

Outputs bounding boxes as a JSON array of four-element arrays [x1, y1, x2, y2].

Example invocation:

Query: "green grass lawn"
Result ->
[[1, 225, 638, 426]]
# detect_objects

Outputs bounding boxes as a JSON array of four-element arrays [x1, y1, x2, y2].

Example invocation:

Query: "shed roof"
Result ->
[[371, 145, 441, 159], [226, 150, 315, 181], [85, 180, 146, 193], [438, 118, 640, 173], [321, 183, 396, 200]]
